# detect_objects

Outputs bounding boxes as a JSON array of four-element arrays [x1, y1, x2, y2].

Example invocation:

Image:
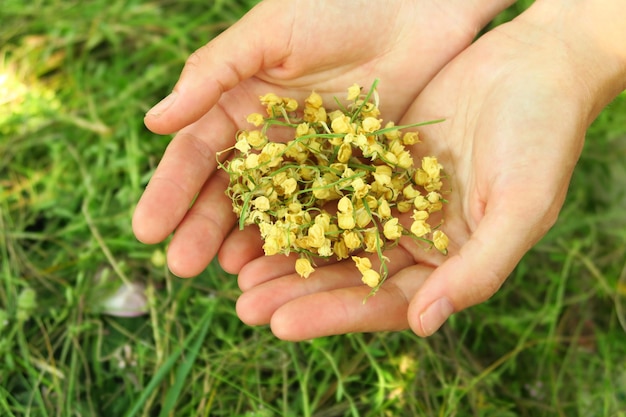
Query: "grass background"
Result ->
[[1, 0, 625, 416]]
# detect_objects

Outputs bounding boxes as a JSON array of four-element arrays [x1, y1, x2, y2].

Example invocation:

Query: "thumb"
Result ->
[[144, 2, 292, 134], [407, 194, 559, 337]]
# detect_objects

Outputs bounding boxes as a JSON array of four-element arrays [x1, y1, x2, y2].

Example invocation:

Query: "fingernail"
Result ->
[[147, 92, 177, 117], [419, 297, 454, 336]]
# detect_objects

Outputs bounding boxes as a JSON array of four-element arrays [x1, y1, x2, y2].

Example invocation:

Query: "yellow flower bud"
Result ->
[[412, 210, 429, 221], [337, 142, 352, 163], [331, 115, 353, 134], [383, 218, 403, 240], [338, 212, 356, 230], [351, 177, 370, 199], [295, 258, 315, 278], [352, 256, 372, 274], [296, 122, 310, 138], [305, 91, 323, 109], [333, 240, 349, 260], [245, 153, 260, 169], [414, 169, 429, 186], [259, 93, 281, 107], [361, 269, 381, 288], [397, 200, 413, 213], [318, 238, 333, 257], [246, 113, 265, 127], [410, 220, 431, 238], [377, 199, 391, 219], [413, 195, 429, 211], [433, 230, 449, 253], [361, 117, 382, 133], [355, 208, 372, 228], [343, 231, 361, 250], [247, 130, 266, 148], [283, 97, 298, 112], [347, 83, 361, 101], [396, 151, 414, 169], [338, 196, 353, 213], [373, 165, 392, 186], [307, 223, 326, 248], [402, 131, 420, 145], [282, 178, 297, 196], [253, 196, 271, 212], [315, 212, 331, 231], [363, 228, 378, 252], [422, 156, 441, 179]]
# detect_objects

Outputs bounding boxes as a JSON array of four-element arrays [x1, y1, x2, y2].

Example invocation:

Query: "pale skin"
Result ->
[[133, 0, 626, 340]]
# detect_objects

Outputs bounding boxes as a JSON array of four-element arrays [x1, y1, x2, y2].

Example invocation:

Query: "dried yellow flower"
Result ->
[[352, 256, 372, 274], [218, 79, 448, 297], [246, 113, 265, 127], [383, 218, 403, 240], [295, 258, 315, 278], [361, 269, 381, 288], [433, 230, 449, 253], [347, 83, 361, 101]]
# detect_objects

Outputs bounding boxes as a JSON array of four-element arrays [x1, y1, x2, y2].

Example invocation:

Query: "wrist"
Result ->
[[520, 0, 626, 118]]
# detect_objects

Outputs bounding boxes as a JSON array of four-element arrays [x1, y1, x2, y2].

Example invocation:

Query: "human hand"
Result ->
[[233, 0, 626, 340], [132, 0, 515, 277]]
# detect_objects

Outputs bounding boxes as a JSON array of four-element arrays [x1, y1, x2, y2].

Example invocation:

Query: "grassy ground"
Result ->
[[1, 1, 625, 416]]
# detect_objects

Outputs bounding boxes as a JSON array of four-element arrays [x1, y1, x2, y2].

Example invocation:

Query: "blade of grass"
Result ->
[[124, 298, 217, 417]]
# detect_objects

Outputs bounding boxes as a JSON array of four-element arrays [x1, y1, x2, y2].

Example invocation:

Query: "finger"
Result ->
[[165, 167, 237, 277], [143, 2, 292, 134], [270, 264, 434, 341], [217, 226, 265, 275], [133, 103, 238, 245], [236, 247, 415, 328], [132, 130, 215, 244], [407, 192, 559, 337]]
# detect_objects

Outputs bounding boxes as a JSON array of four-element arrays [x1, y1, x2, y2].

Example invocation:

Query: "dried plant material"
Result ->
[[218, 80, 449, 295]]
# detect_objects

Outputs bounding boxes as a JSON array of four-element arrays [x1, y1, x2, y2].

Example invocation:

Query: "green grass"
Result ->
[[1, 1, 625, 416]]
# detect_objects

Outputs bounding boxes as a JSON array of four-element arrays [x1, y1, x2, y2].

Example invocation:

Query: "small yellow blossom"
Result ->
[[361, 269, 381, 288], [253, 196, 271, 212], [244, 153, 260, 169], [283, 97, 298, 112], [318, 238, 333, 257], [383, 218, 403, 240], [338, 196, 354, 213], [354, 208, 371, 228], [282, 178, 298, 196], [377, 199, 391, 219], [413, 195, 429, 210], [337, 142, 352, 163], [331, 115, 353, 134], [422, 156, 441, 179], [343, 231, 361, 249], [410, 220, 431, 237], [307, 223, 326, 248], [352, 256, 373, 274], [333, 240, 349, 259], [246, 113, 265, 127], [347, 83, 361, 101], [373, 165, 392, 186], [432, 230, 449, 253], [305, 91, 323, 109], [397, 200, 413, 213], [338, 212, 356, 230], [361, 117, 382, 133], [295, 258, 315, 278], [402, 131, 420, 145]]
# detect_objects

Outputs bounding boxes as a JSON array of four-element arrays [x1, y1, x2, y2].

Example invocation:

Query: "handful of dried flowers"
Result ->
[[218, 80, 448, 294]]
